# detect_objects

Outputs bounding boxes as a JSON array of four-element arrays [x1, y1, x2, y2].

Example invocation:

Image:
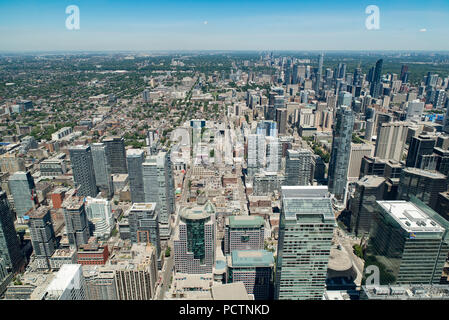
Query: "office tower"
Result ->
[[374, 122, 409, 162], [224, 215, 265, 254], [256, 121, 277, 137], [227, 250, 274, 300], [0, 153, 26, 174], [247, 134, 266, 176], [426, 73, 439, 87], [63, 197, 90, 249], [406, 135, 436, 168], [8, 171, 37, 219], [142, 151, 175, 239], [265, 136, 280, 172], [127, 203, 161, 257], [253, 172, 285, 196], [114, 243, 158, 300], [337, 63, 346, 79], [285, 149, 313, 186], [397, 167, 447, 211], [370, 59, 383, 98], [328, 106, 355, 201], [83, 266, 117, 300], [103, 137, 127, 174], [126, 149, 145, 203], [45, 264, 87, 300], [69, 145, 98, 198], [406, 100, 424, 120], [276, 108, 288, 135], [400, 64, 409, 83], [350, 176, 385, 236], [91, 143, 113, 197], [174, 202, 216, 274], [315, 53, 324, 92], [85, 197, 114, 239], [275, 186, 336, 300], [0, 191, 25, 273], [353, 67, 362, 86], [337, 91, 352, 108], [28, 206, 57, 270], [348, 144, 374, 180], [434, 90, 446, 108], [274, 95, 285, 110], [374, 113, 392, 138], [364, 199, 449, 285]]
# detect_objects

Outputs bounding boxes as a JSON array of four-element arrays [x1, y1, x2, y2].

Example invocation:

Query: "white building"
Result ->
[[44, 264, 87, 300], [85, 197, 114, 239]]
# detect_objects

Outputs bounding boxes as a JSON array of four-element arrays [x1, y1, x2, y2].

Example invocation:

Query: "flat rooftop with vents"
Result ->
[[377, 201, 444, 233]]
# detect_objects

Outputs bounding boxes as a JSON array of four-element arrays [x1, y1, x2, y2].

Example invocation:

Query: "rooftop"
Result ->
[[45, 264, 81, 292], [129, 203, 156, 212], [211, 282, 252, 300], [229, 250, 274, 267], [228, 215, 264, 228], [377, 200, 445, 233]]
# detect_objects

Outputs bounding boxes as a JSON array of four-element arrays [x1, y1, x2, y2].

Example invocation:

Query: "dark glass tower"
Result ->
[[370, 59, 383, 98]]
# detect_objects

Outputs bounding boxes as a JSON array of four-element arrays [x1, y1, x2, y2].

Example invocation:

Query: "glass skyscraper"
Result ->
[[91, 143, 113, 197], [69, 145, 98, 198], [363, 197, 449, 285], [8, 171, 36, 219], [174, 201, 216, 274], [275, 186, 336, 300], [328, 106, 355, 201], [126, 149, 145, 203], [0, 191, 25, 273]]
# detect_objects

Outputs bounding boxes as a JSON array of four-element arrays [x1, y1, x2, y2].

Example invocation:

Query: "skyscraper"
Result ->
[[91, 143, 113, 197], [0, 191, 25, 273], [103, 136, 128, 174], [174, 201, 216, 274], [265, 136, 280, 173], [350, 176, 385, 236], [227, 250, 274, 300], [45, 264, 87, 300], [85, 197, 114, 239], [62, 196, 90, 249], [315, 53, 324, 92], [328, 106, 355, 201], [397, 167, 448, 211], [224, 215, 265, 254], [28, 206, 57, 270], [374, 122, 409, 162], [276, 108, 288, 135], [406, 135, 436, 168], [256, 120, 277, 137], [127, 203, 161, 257], [126, 149, 145, 203], [69, 145, 98, 198], [8, 171, 37, 220], [113, 243, 158, 300], [142, 151, 175, 239], [285, 149, 313, 186], [364, 198, 449, 285], [370, 59, 383, 98], [247, 134, 266, 176], [275, 186, 335, 300]]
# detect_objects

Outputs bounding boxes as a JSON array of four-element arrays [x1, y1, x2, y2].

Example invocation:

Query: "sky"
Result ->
[[0, 0, 449, 52]]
